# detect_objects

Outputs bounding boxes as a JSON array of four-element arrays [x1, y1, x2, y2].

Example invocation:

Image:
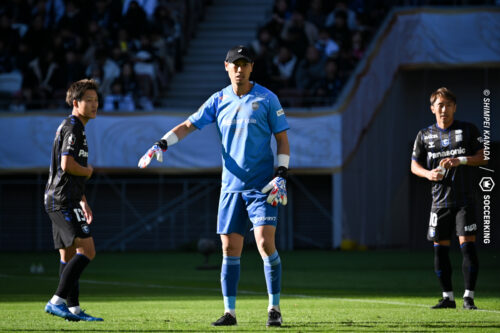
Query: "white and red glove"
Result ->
[[261, 166, 288, 207], [138, 140, 167, 169]]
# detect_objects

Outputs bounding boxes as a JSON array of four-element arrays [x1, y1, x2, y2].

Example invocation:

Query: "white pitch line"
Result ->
[[1, 273, 499, 314]]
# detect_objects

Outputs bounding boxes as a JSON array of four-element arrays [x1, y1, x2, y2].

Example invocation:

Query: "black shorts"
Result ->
[[48, 208, 92, 249], [427, 206, 477, 242]]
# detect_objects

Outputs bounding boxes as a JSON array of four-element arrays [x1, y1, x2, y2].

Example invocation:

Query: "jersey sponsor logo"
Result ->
[[67, 134, 76, 145], [427, 147, 466, 160], [78, 149, 88, 157], [252, 102, 259, 110], [464, 224, 477, 232], [221, 118, 257, 126], [276, 109, 284, 117], [423, 134, 438, 140], [428, 141, 435, 148]]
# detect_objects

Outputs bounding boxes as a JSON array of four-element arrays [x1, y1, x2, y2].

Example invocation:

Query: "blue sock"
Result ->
[[263, 251, 281, 308], [221, 256, 240, 312]]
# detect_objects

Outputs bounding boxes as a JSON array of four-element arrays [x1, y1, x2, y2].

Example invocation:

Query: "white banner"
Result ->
[[0, 113, 341, 170]]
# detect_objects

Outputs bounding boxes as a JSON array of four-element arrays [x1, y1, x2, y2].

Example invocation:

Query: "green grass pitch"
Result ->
[[1, 250, 499, 332]]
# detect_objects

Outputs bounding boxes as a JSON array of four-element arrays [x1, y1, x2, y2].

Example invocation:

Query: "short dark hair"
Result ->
[[65, 79, 99, 107], [430, 87, 456, 105]]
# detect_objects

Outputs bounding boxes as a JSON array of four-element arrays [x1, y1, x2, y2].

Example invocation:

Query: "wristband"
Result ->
[[458, 156, 467, 165], [161, 130, 179, 147], [277, 154, 290, 168]]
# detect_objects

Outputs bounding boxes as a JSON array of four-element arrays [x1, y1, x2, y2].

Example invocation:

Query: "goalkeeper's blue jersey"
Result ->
[[188, 83, 289, 192]]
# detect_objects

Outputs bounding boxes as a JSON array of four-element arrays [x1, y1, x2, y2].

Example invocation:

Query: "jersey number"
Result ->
[[429, 212, 438, 227], [73, 208, 87, 222]]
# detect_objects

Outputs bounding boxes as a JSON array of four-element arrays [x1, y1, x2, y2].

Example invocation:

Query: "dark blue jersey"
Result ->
[[412, 120, 482, 209], [44, 115, 89, 212]]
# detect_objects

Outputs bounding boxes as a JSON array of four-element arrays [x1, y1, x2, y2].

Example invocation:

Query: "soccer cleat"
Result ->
[[75, 310, 104, 321], [463, 297, 477, 310], [211, 313, 237, 326], [267, 309, 282, 327], [45, 302, 80, 321], [431, 297, 456, 309]]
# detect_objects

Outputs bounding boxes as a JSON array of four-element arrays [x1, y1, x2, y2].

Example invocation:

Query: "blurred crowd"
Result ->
[[0, 0, 207, 111], [249, 0, 388, 107], [1, 0, 490, 111]]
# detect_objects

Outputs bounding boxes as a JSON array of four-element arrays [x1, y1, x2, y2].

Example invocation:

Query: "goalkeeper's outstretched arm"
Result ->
[[138, 120, 197, 168]]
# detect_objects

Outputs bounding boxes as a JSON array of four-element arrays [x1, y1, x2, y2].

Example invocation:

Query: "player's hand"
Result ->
[[80, 201, 93, 224], [428, 167, 445, 181], [439, 157, 459, 169], [86, 164, 93, 180], [138, 140, 168, 169], [261, 167, 288, 207]]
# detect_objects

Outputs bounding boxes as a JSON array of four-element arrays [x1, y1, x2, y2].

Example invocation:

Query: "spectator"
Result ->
[[281, 10, 318, 58], [295, 45, 326, 92], [61, 50, 86, 89], [266, 0, 292, 37], [122, 0, 158, 21], [250, 27, 278, 87], [43, 0, 66, 29], [315, 28, 339, 58], [270, 44, 298, 89], [313, 59, 343, 106], [122, 0, 149, 39], [22, 14, 51, 55], [305, 0, 327, 29], [103, 79, 135, 111], [57, 0, 86, 36], [119, 61, 138, 102], [327, 9, 351, 51], [23, 49, 64, 109], [351, 30, 366, 62], [86, 49, 120, 95], [325, 0, 358, 31]]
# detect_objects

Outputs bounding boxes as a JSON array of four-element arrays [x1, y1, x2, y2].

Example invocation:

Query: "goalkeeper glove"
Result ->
[[138, 139, 168, 169], [261, 166, 288, 207]]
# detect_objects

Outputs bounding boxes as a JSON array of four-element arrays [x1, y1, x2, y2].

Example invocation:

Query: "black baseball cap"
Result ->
[[225, 45, 254, 63]]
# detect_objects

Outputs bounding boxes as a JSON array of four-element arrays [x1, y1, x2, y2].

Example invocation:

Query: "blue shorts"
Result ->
[[217, 190, 278, 235]]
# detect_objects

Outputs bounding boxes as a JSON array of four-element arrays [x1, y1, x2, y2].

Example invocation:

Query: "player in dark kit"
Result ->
[[411, 87, 486, 310], [44, 79, 103, 321]]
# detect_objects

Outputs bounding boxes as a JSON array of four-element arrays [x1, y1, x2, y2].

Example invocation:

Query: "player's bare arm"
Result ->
[[411, 160, 444, 182], [61, 155, 93, 179], [439, 149, 487, 169], [80, 195, 93, 224], [169, 119, 198, 140], [274, 130, 290, 155]]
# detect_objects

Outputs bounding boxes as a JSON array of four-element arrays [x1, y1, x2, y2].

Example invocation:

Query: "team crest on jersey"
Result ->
[[441, 138, 450, 147], [252, 102, 259, 110]]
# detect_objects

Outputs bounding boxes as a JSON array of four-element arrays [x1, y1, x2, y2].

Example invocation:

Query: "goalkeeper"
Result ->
[[139, 45, 290, 327]]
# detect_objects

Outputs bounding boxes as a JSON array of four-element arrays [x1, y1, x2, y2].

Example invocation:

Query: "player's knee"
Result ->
[[256, 238, 274, 255]]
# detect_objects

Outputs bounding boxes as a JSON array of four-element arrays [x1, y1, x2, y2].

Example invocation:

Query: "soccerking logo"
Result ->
[[479, 177, 495, 192]]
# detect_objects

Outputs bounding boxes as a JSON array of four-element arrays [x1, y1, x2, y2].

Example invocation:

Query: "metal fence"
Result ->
[[0, 173, 335, 252]]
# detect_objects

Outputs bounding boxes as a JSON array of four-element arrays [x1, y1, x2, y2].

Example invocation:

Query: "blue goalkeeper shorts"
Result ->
[[217, 190, 278, 235]]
